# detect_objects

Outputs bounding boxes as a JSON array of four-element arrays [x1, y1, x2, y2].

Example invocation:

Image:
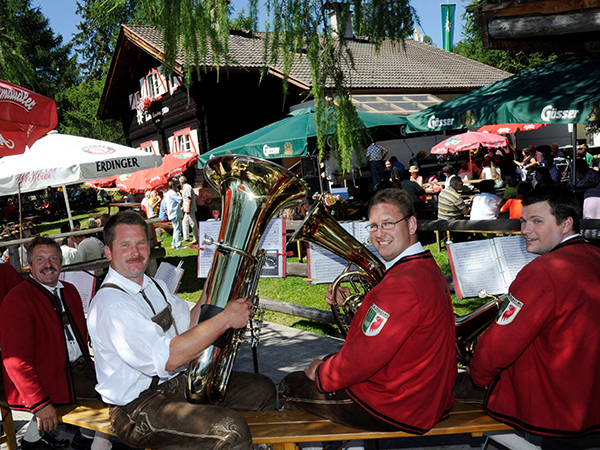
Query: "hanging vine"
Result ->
[[117, 0, 417, 171]]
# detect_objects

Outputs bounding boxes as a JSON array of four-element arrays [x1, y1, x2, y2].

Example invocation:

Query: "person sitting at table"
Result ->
[[66, 220, 81, 248], [59, 223, 81, 266], [408, 166, 423, 187], [401, 171, 427, 206], [470, 180, 502, 220], [457, 162, 473, 181], [481, 157, 503, 188], [442, 165, 458, 188], [438, 177, 470, 220], [500, 181, 531, 219]]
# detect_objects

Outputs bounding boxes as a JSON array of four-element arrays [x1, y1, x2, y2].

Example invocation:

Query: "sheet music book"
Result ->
[[197, 218, 286, 278], [59, 270, 96, 314], [447, 235, 538, 299], [155, 261, 185, 294], [306, 221, 382, 285]]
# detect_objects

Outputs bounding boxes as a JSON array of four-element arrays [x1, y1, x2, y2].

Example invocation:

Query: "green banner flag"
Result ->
[[441, 4, 456, 52]]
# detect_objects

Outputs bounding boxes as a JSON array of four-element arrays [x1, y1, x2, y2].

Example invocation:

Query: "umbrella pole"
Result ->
[[62, 184, 74, 230], [571, 124, 577, 186], [18, 183, 24, 271]]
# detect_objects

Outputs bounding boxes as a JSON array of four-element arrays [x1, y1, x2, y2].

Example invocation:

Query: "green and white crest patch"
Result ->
[[362, 303, 390, 336]]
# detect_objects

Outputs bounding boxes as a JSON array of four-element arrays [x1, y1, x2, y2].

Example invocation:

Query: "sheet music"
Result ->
[[447, 240, 505, 298], [197, 221, 221, 278], [155, 261, 185, 294], [197, 218, 286, 278], [59, 270, 96, 314], [257, 218, 285, 278], [307, 221, 382, 285], [494, 236, 538, 286]]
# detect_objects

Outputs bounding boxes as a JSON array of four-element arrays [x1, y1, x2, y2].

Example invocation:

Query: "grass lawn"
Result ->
[[36, 205, 488, 337]]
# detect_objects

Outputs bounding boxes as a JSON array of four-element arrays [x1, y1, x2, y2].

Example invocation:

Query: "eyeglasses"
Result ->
[[366, 216, 410, 233]]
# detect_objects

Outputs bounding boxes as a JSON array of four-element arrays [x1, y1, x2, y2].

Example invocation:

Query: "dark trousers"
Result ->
[[109, 372, 276, 450], [279, 371, 399, 432]]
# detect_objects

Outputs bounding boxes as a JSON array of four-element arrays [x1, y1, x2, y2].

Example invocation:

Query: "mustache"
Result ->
[[40, 267, 57, 274], [126, 256, 145, 263]]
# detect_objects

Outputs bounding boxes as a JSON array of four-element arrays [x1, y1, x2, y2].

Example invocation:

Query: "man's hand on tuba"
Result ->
[[326, 284, 351, 307], [223, 297, 253, 329]]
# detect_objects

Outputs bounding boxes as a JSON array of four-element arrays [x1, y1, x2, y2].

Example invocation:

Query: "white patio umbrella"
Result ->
[[0, 132, 162, 228]]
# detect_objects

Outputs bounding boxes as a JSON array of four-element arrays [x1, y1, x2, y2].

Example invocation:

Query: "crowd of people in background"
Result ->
[[372, 141, 600, 225]]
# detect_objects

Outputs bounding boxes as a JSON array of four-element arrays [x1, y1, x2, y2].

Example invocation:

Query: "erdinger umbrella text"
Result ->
[[95, 158, 140, 173]]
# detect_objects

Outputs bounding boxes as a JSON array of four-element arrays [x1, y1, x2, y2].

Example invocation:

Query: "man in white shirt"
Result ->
[[179, 175, 198, 245], [163, 179, 185, 249], [88, 211, 275, 450]]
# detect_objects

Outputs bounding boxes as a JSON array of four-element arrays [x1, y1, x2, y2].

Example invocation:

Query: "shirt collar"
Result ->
[[103, 266, 151, 294], [30, 275, 64, 293], [561, 233, 580, 244], [384, 242, 425, 270]]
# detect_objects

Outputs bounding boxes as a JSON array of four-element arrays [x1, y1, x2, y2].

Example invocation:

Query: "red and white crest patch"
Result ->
[[362, 303, 390, 336], [496, 294, 523, 325]]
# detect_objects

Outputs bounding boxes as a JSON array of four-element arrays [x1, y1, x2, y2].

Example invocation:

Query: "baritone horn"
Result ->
[[187, 155, 306, 403], [289, 200, 385, 337]]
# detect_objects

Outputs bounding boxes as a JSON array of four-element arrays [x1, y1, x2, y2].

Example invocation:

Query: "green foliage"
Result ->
[[454, 0, 557, 74], [0, 0, 77, 98], [58, 78, 126, 143]]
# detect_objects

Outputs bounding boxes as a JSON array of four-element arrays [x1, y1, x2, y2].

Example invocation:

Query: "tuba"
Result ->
[[187, 155, 306, 403], [289, 200, 385, 337], [291, 200, 503, 361]]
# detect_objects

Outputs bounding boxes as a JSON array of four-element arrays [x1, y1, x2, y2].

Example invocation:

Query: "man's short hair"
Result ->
[[449, 176, 463, 190], [522, 186, 580, 232], [179, 175, 187, 184], [27, 236, 62, 265], [103, 211, 147, 250], [368, 188, 416, 218], [478, 180, 495, 194]]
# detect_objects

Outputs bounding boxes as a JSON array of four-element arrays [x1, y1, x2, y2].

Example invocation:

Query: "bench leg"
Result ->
[[1, 404, 17, 450]]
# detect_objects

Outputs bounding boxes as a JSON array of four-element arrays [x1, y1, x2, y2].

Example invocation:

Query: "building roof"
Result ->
[[98, 25, 512, 119], [127, 24, 511, 91]]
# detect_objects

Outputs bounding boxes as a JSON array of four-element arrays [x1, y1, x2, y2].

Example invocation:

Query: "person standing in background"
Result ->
[[179, 176, 198, 245]]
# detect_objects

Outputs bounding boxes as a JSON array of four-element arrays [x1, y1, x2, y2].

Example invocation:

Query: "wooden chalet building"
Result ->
[[98, 24, 511, 170]]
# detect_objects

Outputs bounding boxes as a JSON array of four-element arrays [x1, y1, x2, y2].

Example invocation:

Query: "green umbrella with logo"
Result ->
[[198, 107, 409, 167], [406, 54, 600, 133]]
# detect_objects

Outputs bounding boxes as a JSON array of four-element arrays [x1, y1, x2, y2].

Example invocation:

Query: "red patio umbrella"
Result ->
[[431, 131, 509, 154], [0, 79, 58, 156], [110, 150, 198, 192], [477, 123, 547, 134]]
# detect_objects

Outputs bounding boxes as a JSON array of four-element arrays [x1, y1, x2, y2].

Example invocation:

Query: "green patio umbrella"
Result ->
[[406, 54, 600, 133], [198, 107, 409, 167]]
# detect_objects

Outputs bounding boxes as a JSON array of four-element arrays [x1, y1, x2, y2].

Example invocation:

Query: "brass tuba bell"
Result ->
[[187, 155, 306, 403]]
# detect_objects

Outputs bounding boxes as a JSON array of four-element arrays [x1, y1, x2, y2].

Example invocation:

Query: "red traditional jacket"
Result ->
[[0, 264, 24, 306], [471, 237, 600, 436], [315, 251, 456, 434], [0, 277, 91, 412]]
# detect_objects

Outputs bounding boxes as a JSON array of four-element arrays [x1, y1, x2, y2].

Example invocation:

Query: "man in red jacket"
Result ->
[[0, 236, 102, 450], [279, 189, 456, 434], [471, 186, 600, 449]]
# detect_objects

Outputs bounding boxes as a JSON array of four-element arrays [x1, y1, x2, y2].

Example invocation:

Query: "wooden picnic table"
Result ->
[[107, 202, 142, 214]]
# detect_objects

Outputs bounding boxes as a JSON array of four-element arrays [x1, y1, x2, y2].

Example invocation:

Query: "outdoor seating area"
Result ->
[[3, 2, 600, 450]]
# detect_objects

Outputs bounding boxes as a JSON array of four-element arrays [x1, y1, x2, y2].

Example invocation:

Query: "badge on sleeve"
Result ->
[[362, 303, 389, 336], [496, 294, 523, 325]]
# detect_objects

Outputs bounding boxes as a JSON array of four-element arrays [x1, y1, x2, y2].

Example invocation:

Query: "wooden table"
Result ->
[[107, 202, 142, 214]]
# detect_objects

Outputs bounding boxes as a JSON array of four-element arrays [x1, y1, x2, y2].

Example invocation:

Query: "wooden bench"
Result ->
[[0, 399, 511, 450]]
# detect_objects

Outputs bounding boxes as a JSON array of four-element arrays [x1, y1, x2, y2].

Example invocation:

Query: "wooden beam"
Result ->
[[489, 10, 600, 40], [258, 298, 336, 324], [477, 0, 600, 19]]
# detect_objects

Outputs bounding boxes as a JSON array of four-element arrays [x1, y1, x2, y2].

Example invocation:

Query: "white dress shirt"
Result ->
[[87, 267, 191, 405]]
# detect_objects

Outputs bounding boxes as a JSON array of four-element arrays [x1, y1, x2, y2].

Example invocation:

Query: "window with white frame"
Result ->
[[146, 71, 161, 98], [177, 132, 192, 152]]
